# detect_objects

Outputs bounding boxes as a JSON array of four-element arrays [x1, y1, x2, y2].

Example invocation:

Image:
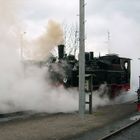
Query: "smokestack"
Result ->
[[85, 52, 90, 62], [89, 52, 94, 60], [58, 44, 65, 59]]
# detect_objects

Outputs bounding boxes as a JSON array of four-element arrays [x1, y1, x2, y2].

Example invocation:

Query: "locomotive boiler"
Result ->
[[48, 45, 131, 98]]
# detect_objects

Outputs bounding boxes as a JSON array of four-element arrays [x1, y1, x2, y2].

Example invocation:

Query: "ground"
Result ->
[[0, 102, 137, 140]]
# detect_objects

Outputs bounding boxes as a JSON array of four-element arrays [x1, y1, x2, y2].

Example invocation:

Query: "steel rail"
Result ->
[[99, 118, 140, 140]]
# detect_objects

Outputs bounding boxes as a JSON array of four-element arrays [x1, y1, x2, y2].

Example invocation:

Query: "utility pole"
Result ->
[[79, 0, 85, 117], [20, 32, 26, 61]]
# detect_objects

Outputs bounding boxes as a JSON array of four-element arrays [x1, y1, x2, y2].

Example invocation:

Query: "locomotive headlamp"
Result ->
[[63, 77, 68, 83]]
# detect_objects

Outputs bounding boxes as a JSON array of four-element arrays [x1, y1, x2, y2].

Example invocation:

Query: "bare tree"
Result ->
[[63, 23, 79, 57]]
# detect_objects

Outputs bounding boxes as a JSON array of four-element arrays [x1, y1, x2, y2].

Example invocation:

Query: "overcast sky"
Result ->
[[21, 0, 140, 58]]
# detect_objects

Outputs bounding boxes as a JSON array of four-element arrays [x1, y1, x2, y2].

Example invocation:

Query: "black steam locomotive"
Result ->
[[48, 45, 131, 98]]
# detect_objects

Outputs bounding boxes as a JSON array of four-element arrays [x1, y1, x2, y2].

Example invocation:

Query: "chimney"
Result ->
[[58, 44, 65, 59], [89, 52, 94, 60]]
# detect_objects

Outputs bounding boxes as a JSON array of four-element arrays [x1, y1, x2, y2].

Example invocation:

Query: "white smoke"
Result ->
[[91, 84, 114, 109], [30, 20, 64, 60], [0, 0, 79, 114]]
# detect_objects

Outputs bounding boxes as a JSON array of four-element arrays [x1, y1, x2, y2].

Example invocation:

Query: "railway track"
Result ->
[[99, 114, 140, 140], [0, 111, 74, 123], [0, 111, 36, 122]]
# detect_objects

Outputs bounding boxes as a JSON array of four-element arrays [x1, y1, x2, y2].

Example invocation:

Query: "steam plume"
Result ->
[[31, 20, 64, 60], [0, 0, 78, 113]]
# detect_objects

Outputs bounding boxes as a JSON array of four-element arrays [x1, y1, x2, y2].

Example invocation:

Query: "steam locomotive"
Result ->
[[48, 45, 131, 98]]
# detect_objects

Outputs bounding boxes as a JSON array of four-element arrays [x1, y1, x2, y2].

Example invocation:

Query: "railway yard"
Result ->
[[0, 100, 139, 140], [0, 0, 140, 140]]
